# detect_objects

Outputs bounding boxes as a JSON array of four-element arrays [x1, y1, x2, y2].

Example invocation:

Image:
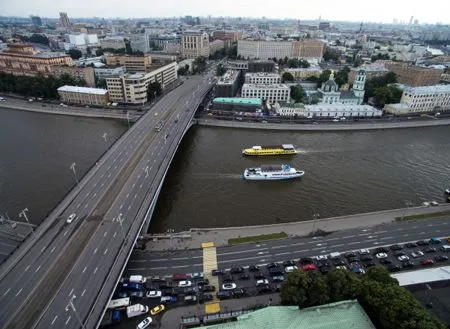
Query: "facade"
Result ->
[[216, 70, 241, 97], [384, 84, 450, 114], [212, 31, 241, 42], [277, 103, 382, 118], [147, 35, 181, 53], [30, 16, 42, 27], [67, 33, 99, 47], [94, 66, 126, 79], [211, 97, 262, 113], [248, 60, 276, 73], [57, 85, 109, 106], [241, 84, 291, 103], [106, 61, 177, 104], [181, 31, 210, 59], [386, 63, 443, 87], [104, 54, 152, 72], [100, 37, 126, 50], [291, 39, 326, 61], [59, 12, 71, 28], [282, 67, 322, 79], [52, 66, 96, 87], [209, 40, 225, 55], [225, 61, 248, 70], [127, 34, 149, 53], [245, 72, 281, 84]]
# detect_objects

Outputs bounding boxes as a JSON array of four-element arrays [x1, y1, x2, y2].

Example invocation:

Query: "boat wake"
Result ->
[[191, 173, 242, 179]]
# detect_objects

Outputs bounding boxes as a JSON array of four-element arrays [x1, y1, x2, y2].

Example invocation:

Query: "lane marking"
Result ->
[[128, 205, 132, 210], [81, 289, 86, 297], [120, 204, 123, 210], [104, 248, 108, 255], [113, 232, 117, 238], [82, 266, 87, 273], [35, 265, 41, 273], [84, 204, 88, 209], [94, 248, 98, 254], [94, 267, 98, 274], [3, 288, 10, 297], [64, 231, 68, 236], [103, 231, 107, 237], [16, 288, 23, 297], [51, 315, 58, 325], [65, 315, 71, 325], [51, 246, 56, 253], [25, 265, 30, 272], [68, 289, 74, 296]]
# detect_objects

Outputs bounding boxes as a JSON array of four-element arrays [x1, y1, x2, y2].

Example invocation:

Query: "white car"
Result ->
[[411, 251, 424, 258], [336, 266, 347, 270], [398, 255, 409, 261], [376, 253, 388, 259], [359, 249, 370, 255], [332, 119, 339, 122], [137, 317, 152, 329], [422, 202, 430, 207], [315, 255, 328, 260], [255, 279, 269, 286], [178, 280, 192, 288], [430, 201, 439, 206], [222, 282, 236, 290], [285, 266, 298, 273], [146, 290, 162, 298], [66, 213, 76, 224]]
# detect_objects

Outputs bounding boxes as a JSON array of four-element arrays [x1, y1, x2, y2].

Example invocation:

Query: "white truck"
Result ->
[[126, 304, 149, 318], [129, 275, 147, 284]]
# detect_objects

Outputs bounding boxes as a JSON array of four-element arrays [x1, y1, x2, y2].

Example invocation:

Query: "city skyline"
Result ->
[[1, 0, 450, 25]]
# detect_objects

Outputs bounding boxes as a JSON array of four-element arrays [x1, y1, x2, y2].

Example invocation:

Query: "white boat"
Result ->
[[243, 164, 305, 181]]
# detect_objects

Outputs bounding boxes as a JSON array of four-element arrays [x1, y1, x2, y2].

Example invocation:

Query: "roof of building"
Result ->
[[242, 83, 290, 89], [392, 266, 450, 286], [303, 104, 380, 112], [213, 97, 262, 106], [245, 72, 280, 78], [57, 85, 108, 95], [194, 300, 376, 329], [217, 70, 240, 85], [340, 91, 358, 99], [404, 84, 450, 94]]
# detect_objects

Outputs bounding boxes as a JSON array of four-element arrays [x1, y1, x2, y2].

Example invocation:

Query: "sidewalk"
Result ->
[[144, 204, 450, 251]]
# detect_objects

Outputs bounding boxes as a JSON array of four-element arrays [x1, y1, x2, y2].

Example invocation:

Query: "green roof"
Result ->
[[195, 300, 376, 329], [213, 97, 262, 106]]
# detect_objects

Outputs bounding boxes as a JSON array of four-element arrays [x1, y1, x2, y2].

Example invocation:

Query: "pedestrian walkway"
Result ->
[[202, 242, 220, 312]]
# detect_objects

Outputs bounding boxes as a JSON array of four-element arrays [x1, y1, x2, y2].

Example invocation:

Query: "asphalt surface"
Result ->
[[125, 216, 450, 276], [0, 67, 217, 329]]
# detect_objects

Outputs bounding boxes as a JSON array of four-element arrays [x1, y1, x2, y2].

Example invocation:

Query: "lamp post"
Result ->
[[312, 213, 320, 233], [144, 166, 149, 178], [65, 295, 86, 329], [117, 213, 127, 244], [19, 208, 34, 235], [402, 201, 413, 220], [102, 132, 108, 146], [70, 162, 79, 185], [126, 111, 130, 129]]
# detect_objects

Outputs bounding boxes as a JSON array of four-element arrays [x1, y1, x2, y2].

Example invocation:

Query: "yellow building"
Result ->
[[181, 31, 210, 59], [104, 54, 152, 72], [57, 85, 109, 106]]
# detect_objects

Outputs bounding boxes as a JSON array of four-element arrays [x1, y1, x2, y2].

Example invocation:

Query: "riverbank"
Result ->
[[145, 203, 450, 250], [196, 117, 450, 131]]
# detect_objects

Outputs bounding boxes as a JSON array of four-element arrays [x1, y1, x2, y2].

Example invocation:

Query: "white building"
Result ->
[[245, 72, 281, 84], [67, 33, 99, 47], [238, 40, 291, 60], [181, 31, 210, 59], [384, 84, 450, 114], [276, 104, 382, 118], [241, 84, 290, 103]]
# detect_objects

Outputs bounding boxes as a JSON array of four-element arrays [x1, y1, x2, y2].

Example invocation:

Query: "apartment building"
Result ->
[[282, 67, 322, 79], [57, 85, 109, 105], [245, 72, 281, 84], [51, 66, 96, 87], [181, 31, 210, 59], [209, 40, 225, 55], [104, 54, 152, 72], [386, 63, 443, 87], [291, 39, 326, 60], [348, 64, 389, 84], [212, 31, 241, 42], [216, 70, 240, 97], [241, 84, 291, 103], [100, 37, 126, 50], [106, 61, 177, 104]]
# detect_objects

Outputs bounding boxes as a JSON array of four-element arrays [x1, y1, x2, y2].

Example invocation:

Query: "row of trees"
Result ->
[[364, 72, 402, 107], [0, 72, 86, 99], [193, 56, 207, 74], [287, 58, 310, 68], [147, 81, 162, 101], [15, 33, 49, 46], [177, 64, 190, 76], [281, 266, 445, 329], [371, 53, 390, 62]]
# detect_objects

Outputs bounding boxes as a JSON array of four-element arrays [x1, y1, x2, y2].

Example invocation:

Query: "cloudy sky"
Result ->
[[2, 0, 449, 24]]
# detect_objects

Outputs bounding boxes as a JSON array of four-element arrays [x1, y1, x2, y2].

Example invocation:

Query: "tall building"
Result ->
[[59, 12, 71, 28], [212, 30, 241, 42], [245, 72, 281, 84], [385, 63, 443, 87], [30, 16, 42, 27], [241, 84, 291, 103], [181, 31, 210, 59], [216, 70, 240, 97]]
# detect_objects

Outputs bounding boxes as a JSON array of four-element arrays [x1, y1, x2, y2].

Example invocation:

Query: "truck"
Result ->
[[126, 304, 149, 318], [107, 297, 130, 310], [100, 310, 121, 326], [129, 275, 147, 284]]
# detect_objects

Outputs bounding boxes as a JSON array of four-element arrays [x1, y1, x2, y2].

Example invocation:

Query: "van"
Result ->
[[129, 275, 147, 284], [329, 252, 341, 259], [440, 245, 450, 252]]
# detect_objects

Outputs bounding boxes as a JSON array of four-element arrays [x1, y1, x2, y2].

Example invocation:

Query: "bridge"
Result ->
[[0, 72, 216, 329]]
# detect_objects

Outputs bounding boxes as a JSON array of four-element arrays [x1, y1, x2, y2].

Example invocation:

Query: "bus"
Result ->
[[107, 297, 131, 310]]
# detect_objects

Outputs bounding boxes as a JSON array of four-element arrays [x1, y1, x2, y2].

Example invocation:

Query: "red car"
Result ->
[[421, 259, 434, 266], [172, 273, 188, 280], [302, 264, 317, 271]]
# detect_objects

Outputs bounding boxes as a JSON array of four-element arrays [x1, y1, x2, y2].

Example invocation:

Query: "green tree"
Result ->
[[282, 72, 294, 82], [67, 49, 82, 60], [290, 85, 306, 103], [125, 40, 132, 55], [326, 268, 361, 302], [216, 64, 226, 77], [96, 78, 107, 89], [280, 270, 309, 307], [306, 272, 330, 307], [323, 48, 341, 62], [334, 66, 350, 87], [366, 266, 399, 285], [319, 69, 332, 83], [96, 49, 104, 56], [193, 56, 207, 74], [147, 81, 162, 101]]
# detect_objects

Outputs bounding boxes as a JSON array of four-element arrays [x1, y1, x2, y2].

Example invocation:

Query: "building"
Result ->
[[216, 70, 241, 97], [276, 103, 382, 118], [209, 40, 225, 55], [181, 31, 210, 59], [94, 66, 126, 79], [52, 66, 96, 87], [193, 300, 376, 329], [30, 16, 42, 27], [348, 64, 389, 84], [245, 72, 281, 84], [59, 12, 71, 28], [386, 63, 443, 87], [147, 35, 181, 53], [106, 61, 177, 104], [225, 60, 248, 70], [127, 34, 148, 53], [241, 84, 290, 103], [212, 30, 241, 42], [148, 53, 178, 63], [384, 84, 450, 114], [64, 34, 99, 52], [248, 60, 276, 73], [100, 37, 126, 50], [211, 97, 262, 114], [57, 85, 109, 106], [318, 22, 331, 31], [282, 66, 322, 79], [291, 40, 326, 61], [104, 54, 152, 72]]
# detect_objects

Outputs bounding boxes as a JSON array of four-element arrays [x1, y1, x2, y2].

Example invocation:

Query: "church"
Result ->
[[313, 69, 366, 105]]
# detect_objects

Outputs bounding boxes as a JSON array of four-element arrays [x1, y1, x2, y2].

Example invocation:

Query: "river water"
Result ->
[[1, 108, 449, 231]]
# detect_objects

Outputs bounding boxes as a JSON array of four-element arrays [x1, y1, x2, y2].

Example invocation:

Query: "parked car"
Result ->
[[160, 296, 177, 304], [201, 285, 216, 292], [364, 261, 376, 268], [302, 264, 317, 271], [374, 247, 389, 254], [390, 244, 403, 251], [282, 260, 296, 267], [379, 259, 392, 265], [257, 284, 272, 294], [271, 275, 285, 282], [230, 267, 244, 274], [249, 265, 260, 272], [405, 242, 418, 248], [430, 237, 442, 244], [423, 247, 437, 253], [233, 288, 246, 298], [386, 264, 401, 272], [345, 252, 357, 258], [184, 295, 198, 304], [178, 280, 192, 288], [319, 266, 331, 274], [146, 290, 162, 298], [190, 272, 204, 279], [411, 251, 424, 258], [421, 259, 435, 266], [239, 273, 250, 280], [401, 260, 414, 269], [360, 255, 373, 261], [285, 265, 298, 273], [417, 240, 430, 246], [211, 269, 225, 276], [359, 249, 370, 255], [376, 253, 388, 259], [434, 255, 448, 262], [196, 279, 209, 286], [172, 273, 189, 281], [216, 290, 234, 300], [183, 287, 198, 295], [222, 282, 236, 290], [150, 305, 165, 316]]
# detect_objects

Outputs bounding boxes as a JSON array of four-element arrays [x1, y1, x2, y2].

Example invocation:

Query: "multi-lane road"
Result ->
[[0, 71, 216, 329], [125, 216, 450, 277]]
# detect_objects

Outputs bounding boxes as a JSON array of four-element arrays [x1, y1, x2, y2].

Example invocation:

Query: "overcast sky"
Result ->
[[2, 0, 449, 24]]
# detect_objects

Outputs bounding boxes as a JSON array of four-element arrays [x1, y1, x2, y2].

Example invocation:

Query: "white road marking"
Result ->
[[171, 265, 189, 268], [274, 252, 291, 256], [134, 194, 137, 199], [3, 288, 10, 297], [35, 265, 41, 273], [103, 231, 107, 237], [84, 204, 88, 209], [271, 245, 288, 249], [172, 257, 189, 260], [64, 231, 68, 236], [93, 193, 97, 197], [94, 267, 98, 274], [16, 288, 23, 297], [51, 246, 56, 253], [51, 315, 58, 325], [132, 184, 135, 188], [374, 230, 387, 234], [68, 289, 74, 296], [76, 203, 81, 208], [65, 315, 71, 325], [101, 183, 104, 187], [290, 242, 305, 247], [94, 248, 98, 254], [128, 205, 131, 210], [140, 184, 143, 189], [126, 193, 129, 198], [25, 265, 30, 272], [41, 246, 46, 252], [347, 241, 361, 245], [104, 248, 108, 255], [82, 266, 87, 274], [81, 289, 86, 297], [113, 232, 117, 238], [342, 235, 355, 239]]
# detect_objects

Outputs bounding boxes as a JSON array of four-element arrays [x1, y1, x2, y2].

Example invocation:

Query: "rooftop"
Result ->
[[404, 84, 450, 94], [217, 70, 240, 85], [242, 83, 290, 89], [57, 85, 108, 95], [245, 72, 280, 77], [392, 266, 450, 286], [194, 300, 376, 329], [213, 97, 262, 106]]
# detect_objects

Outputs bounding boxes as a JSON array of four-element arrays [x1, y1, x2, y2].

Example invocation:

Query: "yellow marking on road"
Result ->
[[202, 241, 220, 311], [205, 302, 220, 314]]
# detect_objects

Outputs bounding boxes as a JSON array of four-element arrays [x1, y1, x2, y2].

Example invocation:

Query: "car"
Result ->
[[282, 260, 296, 266], [430, 201, 439, 206], [183, 287, 198, 295], [222, 282, 236, 290], [345, 252, 357, 258], [199, 294, 214, 303], [239, 273, 250, 280], [233, 288, 246, 298], [299, 258, 314, 265], [150, 304, 165, 316], [172, 273, 189, 281], [360, 255, 373, 261], [394, 251, 406, 257], [267, 263, 280, 269], [257, 284, 272, 294], [417, 240, 430, 246], [137, 317, 153, 329], [335, 266, 347, 270], [434, 255, 448, 262], [441, 245, 450, 252], [216, 290, 234, 299], [319, 266, 330, 274], [430, 237, 442, 244], [405, 242, 418, 248], [364, 261, 376, 268], [230, 267, 244, 274], [190, 272, 204, 279], [201, 285, 216, 292], [256, 279, 269, 286], [422, 201, 431, 207], [184, 295, 198, 303], [317, 260, 330, 268], [386, 264, 401, 272], [285, 265, 298, 273], [254, 273, 266, 280], [390, 244, 403, 251], [178, 280, 192, 288], [332, 259, 346, 266], [196, 279, 209, 286], [374, 247, 389, 254], [271, 275, 285, 282], [332, 119, 339, 122], [379, 259, 392, 265], [359, 249, 370, 255], [269, 267, 283, 275], [376, 253, 388, 259], [421, 259, 434, 266], [302, 264, 317, 271], [347, 256, 358, 264], [211, 269, 225, 276], [66, 213, 76, 223], [249, 265, 260, 272], [115, 291, 128, 298], [352, 267, 365, 275], [160, 295, 177, 304], [411, 251, 424, 258], [424, 247, 437, 253], [314, 255, 328, 261], [154, 112, 159, 116], [401, 260, 414, 269]]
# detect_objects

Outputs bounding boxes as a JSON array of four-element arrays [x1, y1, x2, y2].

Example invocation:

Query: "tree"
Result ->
[[147, 81, 162, 101], [323, 48, 341, 62], [96, 78, 107, 89], [216, 64, 226, 77], [290, 85, 306, 103], [67, 49, 82, 60], [365, 266, 399, 285], [334, 66, 350, 87], [280, 270, 309, 307], [326, 268, 361, 301], [335, 39, 341, 46], [95, 49, 104, 56], [125, 40, 132, 55], [318, 69, 331, 83], [282, 72, 294, 83], [306, 272, 330, 307], [193, 56, 207, 74]]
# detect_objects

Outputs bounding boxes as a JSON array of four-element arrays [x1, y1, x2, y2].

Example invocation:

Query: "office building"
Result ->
[[181, 31, 210, 59], [94, 66, 126, 79], [211, 97, 262, 114], [147, 35, 181, 53], [104, 54, 152, 72], [384, 84, 450, 114], [292, 40, 326, 61], [212, 31, 241, 42], [106, 61, 177, 104], [209, 40, 225, 55], [225, 61, 248, 70], [216, 70, 240, 97], [100, 37, 126, 50], [127, 34, 148, 53], [241, 84, 291, 103], [385, 63, 443, 87], [59, 12, 71, 28], [282, 67, 322, 79], [348, 64, 389, 84], [52, 66, 96, 87], [245, 72, 281, 84], [30, 16, 42, 27], [57, 85, 109, 106], [276, 103, 382, 118], [248, 60, 276, 73]]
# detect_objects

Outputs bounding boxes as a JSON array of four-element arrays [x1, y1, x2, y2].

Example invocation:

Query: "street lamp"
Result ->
[[102, 132, 108, 146], [312, 213, 320, 233], [18, 208, 34, 235], [117, 213, 127, 244], [70, 162, 79, 185], [65, 295, 86, 329], [402, 201, 413, 220], [126, 111, 131, 129], [144, 166, 149, 178]]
